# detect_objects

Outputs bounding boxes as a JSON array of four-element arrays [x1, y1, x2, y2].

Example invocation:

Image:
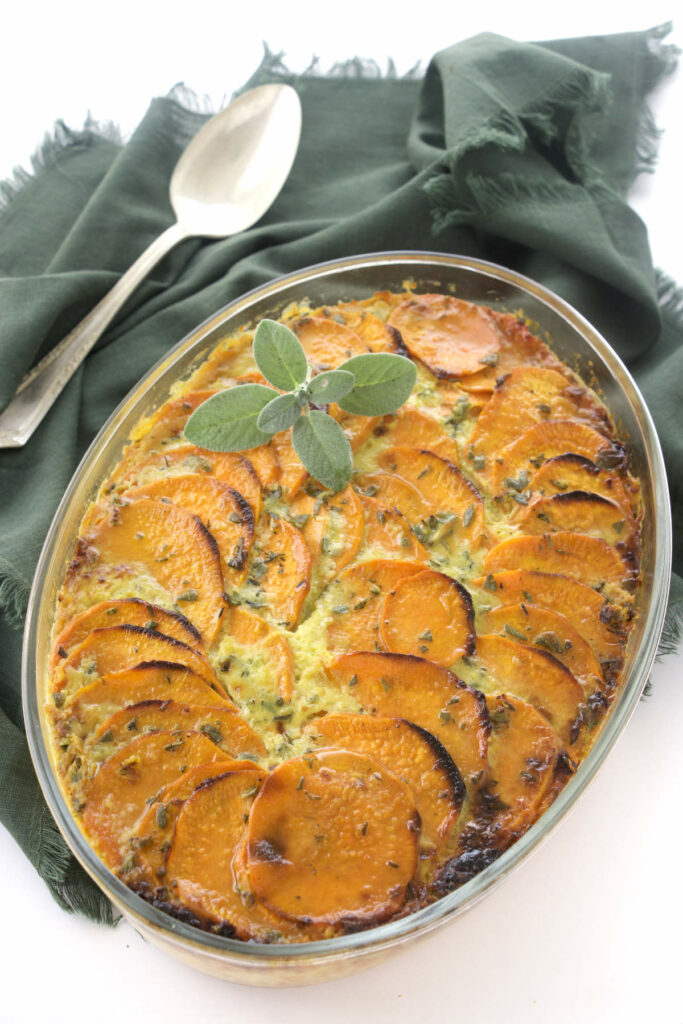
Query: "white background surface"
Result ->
[[1, 3, 681, 1022]]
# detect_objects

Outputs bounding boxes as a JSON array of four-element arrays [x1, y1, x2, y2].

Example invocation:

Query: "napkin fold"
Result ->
[[0, 26, 680, 922]]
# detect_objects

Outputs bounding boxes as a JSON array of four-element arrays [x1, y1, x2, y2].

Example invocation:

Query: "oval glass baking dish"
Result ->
[[23, 252, 672, 986]]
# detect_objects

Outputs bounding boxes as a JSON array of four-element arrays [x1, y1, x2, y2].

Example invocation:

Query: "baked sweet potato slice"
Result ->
[[304, 714, 464, 853], [481, 532, 636, 594], [110, 444, 263, 523], [475, 634, 585, 752], [377, 446, 486, 546], [326, 652, 489, 789], [123, 475, 255, 585], [89, 699, 266, 760], [355, 472, 432, 525], [488, 420, 625, 494], [327, 405, 382, 451], [290, 316, 368, 370], [246, 750, 419, 926], [80, 730, 224, 869], [270, 430, 308, 499], [526, 452, 638, 518], [321, 302, 404, 355], [66, 663, 233, 720], [53, 625, 218, 695], [50, 598, 202, 674], [474, 569, 625, 679], [480, 603, 605, 693], [358, 494, 428, 561], [379, 570, 475, 667], [245, 514, 311, 628], [380, 408, 462, 467], [516, 491, 635, 549], [288, 486, 364, 579], [387, 295, 502, 378], [325, 559, 426, 653], [75, 498, 226, 643], [221, 606, 294, 702], [480, 694, 563, 843], [469, 367, 609, 457], [165, 768, 317, 940], [52, 662, 235, 777], [123, 759, 249, 888], [454, 311, 564, 395]]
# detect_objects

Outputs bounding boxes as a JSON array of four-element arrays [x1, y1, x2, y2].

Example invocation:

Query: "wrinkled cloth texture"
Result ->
[[0, 27, 680, 921]]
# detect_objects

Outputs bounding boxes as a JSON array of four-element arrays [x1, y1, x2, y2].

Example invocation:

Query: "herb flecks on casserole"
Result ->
[[46, 290, 641, 943]]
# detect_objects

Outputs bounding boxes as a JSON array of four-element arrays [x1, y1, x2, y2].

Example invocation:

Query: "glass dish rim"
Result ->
[[22, 249, 672, 965]]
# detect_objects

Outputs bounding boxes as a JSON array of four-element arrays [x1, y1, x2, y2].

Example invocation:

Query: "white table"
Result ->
[[1, 5, 681, 1022]]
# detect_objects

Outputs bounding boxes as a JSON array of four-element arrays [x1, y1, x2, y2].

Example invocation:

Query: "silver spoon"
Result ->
[[0, 83, 302, 448]]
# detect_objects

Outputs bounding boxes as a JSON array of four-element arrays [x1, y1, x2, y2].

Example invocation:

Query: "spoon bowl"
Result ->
[[0, 83, 303, 448], [171, 84, 302, 236]]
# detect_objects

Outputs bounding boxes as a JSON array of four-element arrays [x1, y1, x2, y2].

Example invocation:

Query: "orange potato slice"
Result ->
[[326, 652, 489, 788], [221, 606, 294, 702], [327, 405, 382, 451], [123, 759, 252, 888], [53, 625, 219, 694], [246, 750, 419, 925], [80, 730, 224, 869], [526, 452, 638, 519], [387, 294, 502, 378], [304, 714, 464, 853], [380, 408, 462, 466], [270, 430, 308, 499], [488, 420, 625, 494], [245, 515, 312, 628], [358, 494, 428, 561], [74, 498, 226, 643], [290, 316, 369, 369], [516, 490, 636, 549], [454, 311, 564, 395], [474, 569, 626, 680], [166, 768, 319, 940], [480, 603, 605, 693], [89, 699, 266, 759], [475, 634, 585, 751], [288, 486, 364, 578], [481, 532, 636, 594], [321, 302, 405, 355], [123, 475, 255, 585], [469, 367, 609, 458], [479, 694, 563, 842], [325, 559, 426, 652], [65, 663, 233, 719], [377, 446, 486, 545], [379, 570, 475, 666], [50, 598, 202, 674], [355, 471, 432, 525], [110, 444, 263, 522]]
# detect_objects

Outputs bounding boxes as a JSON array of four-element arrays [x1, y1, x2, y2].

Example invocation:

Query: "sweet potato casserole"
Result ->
[[46, 289, 641, 942]]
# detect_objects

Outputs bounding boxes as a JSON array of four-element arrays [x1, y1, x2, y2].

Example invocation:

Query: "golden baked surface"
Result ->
[[47, 290, 641, 943]]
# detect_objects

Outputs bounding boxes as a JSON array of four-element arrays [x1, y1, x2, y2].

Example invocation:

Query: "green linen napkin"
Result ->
[[0, 26, 680, 922]]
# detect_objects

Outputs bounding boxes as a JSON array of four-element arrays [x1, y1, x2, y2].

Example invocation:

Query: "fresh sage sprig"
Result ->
[[184, 318, 416, 492]]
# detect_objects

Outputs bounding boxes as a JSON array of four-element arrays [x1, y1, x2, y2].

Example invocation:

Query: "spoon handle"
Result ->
[[0, 220, 191, 448]]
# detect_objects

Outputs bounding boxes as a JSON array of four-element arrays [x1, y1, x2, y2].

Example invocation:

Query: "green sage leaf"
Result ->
[[307, 369, 355, 405], [292, 411, 353, 493], [253, 319, 308, 391], [184, 384, 277, 451], [257, 392, 302, 434], [337, 353, 416, 415]]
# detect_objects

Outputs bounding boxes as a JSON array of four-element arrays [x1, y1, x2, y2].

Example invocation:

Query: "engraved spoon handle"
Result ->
[[0, 220, 190, 449]]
